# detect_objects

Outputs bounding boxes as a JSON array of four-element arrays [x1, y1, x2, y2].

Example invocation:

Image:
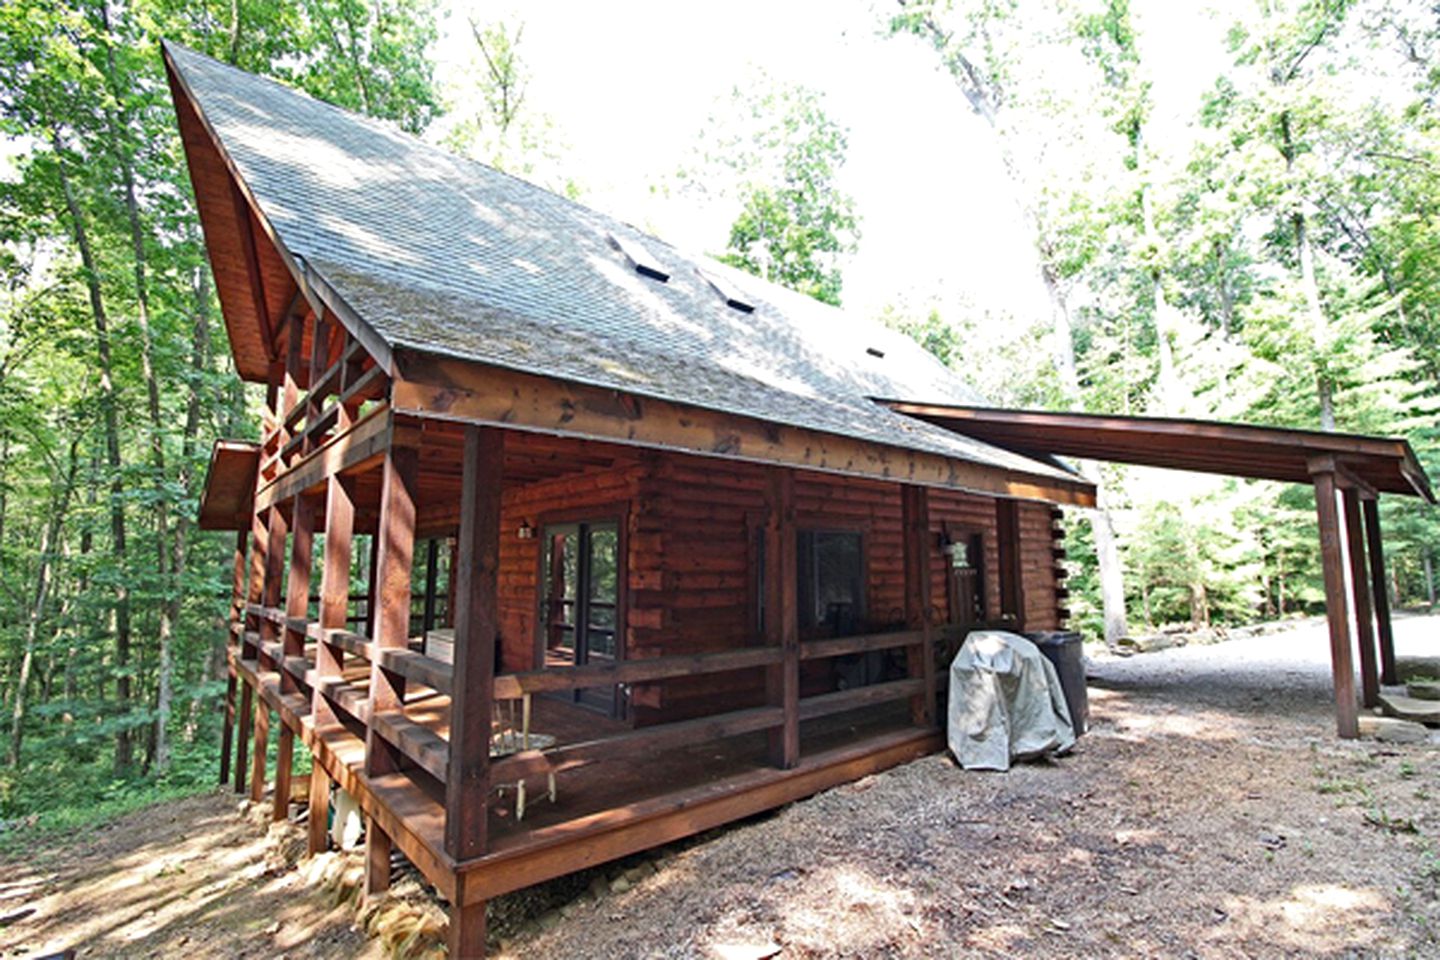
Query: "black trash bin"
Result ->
[[1025, 631, 1088, 738]]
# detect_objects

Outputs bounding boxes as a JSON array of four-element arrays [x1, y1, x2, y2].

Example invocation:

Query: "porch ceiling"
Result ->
[[882, 403, 1434, 503]]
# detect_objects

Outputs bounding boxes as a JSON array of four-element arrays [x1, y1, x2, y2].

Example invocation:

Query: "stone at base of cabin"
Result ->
[[1406, 679, 1440, 701], [1359, 715, 1430, 743], [1396, 656, 1440, 684], [1378, 693, 1440, 727]]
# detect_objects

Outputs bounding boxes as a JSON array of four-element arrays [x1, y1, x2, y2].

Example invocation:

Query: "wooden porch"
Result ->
[[205, 317, 958, 955]]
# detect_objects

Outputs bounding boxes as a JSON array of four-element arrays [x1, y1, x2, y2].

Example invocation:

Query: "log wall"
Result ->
[[466, 446, 1067, 725]]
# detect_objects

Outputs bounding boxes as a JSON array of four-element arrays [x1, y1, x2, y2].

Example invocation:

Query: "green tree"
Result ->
[[694, 75, 859, 306]]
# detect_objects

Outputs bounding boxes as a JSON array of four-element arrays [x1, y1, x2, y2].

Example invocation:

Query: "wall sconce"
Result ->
[[517, 522, 536, 540]]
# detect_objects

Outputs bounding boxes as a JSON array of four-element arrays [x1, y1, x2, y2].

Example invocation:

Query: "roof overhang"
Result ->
[[198, 440, 261, 531], [883, 403, 1435, 504]]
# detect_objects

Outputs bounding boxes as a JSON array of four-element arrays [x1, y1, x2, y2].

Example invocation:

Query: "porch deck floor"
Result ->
[[235, 644, 939, 907]]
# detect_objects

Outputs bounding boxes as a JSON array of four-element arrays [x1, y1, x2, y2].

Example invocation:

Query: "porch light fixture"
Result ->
[[517, 522, 536, 540]]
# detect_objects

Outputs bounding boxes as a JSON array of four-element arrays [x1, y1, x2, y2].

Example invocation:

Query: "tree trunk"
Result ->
[[52, 131, 135, 774], [909, 5, 1129, 646], [98, 11, 178, 772], [1280, 111, 1335, 431], [1425, 552, 1435, 610], [9, 441, 78, 767]]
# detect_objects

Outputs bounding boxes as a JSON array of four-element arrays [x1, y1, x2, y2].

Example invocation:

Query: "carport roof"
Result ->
[[882, 403, 1434, 503]]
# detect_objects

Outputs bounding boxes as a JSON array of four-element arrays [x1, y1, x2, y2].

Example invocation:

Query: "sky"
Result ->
[[430, 0, 1234, 334]]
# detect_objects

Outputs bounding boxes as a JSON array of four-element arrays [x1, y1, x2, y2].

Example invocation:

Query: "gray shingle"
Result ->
[[169, 43, 1079, 485]]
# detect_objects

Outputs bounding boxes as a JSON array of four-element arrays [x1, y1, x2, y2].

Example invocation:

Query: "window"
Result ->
[[798, 530, 865, 636], [944, 528, 986, 627], [540, 520, 621, 714]]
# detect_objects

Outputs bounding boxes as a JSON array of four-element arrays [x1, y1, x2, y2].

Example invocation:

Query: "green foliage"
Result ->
[[696, 75, 859, 306], [878, 306, 960, 368], [0, 0, 439, 833], [439, 17, 579, 198]]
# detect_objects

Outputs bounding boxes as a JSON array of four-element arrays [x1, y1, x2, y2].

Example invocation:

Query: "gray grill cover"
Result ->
[[948, 631, 1076, 771]]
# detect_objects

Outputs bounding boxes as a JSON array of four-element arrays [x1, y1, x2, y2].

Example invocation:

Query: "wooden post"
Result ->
[[219, 671, 236, 786], [1363, 498, 1398, 685], [995, 499, 1025, 629], [1342, 489, 1379, 708], [902, 485, 937, 727], [448, 888, 488, 960], [1310, 464, 1359, 739], [423, 537, 441, 636], [365, 816, 392, 899], [366, 532, 381, 636], [272, 720, 294, 822], [234, 681, 252, 794], [269, 493, 312, 822], [283, 492, 316, 692], [366, 443, 419, 777], [259, 504, 288, 670], [221, 528, 247, 785], [307, 768, 331, 856], [244, 509, 268, 661], [250, 698, 270, 804], [314, 474, 356, 729], [764, 468, 799, 769], [445, 426, 502, 860]]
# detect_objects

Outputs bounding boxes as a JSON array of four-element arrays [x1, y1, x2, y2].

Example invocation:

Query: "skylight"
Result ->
[[607, 231, 670, 282], [696, 267, 755, 313]]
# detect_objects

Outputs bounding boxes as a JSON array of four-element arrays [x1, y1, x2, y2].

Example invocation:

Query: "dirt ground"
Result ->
[[4, 615, 1439, 959]]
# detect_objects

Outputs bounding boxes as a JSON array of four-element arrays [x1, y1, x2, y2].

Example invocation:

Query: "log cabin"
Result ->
[[169, 41, 1431, 957]]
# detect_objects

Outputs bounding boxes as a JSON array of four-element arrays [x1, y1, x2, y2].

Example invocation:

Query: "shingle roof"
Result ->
[[166, 43, 1082, 487]]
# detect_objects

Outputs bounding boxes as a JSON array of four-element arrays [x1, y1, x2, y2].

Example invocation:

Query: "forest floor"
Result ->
[[3, 614, 1439, 959]]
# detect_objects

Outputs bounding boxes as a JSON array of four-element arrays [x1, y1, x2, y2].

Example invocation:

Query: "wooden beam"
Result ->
[[493, 645, 783, 700], [902, 485, 937, 728], [1363, 499, 1398, 685], [233, 680, 252, 794], [254, 405, 391, 513], [1342, 489, 1379, 708], [260, 504, 288, 671], [996, 499, 1025, 629], [230, 181, 275, 358], [283, 493, 315, 695], [366, 443, 419, 776], [314, 474, 355, 730], [389, 355, 1097, 507], [764, 467, 799, 769], [490, 705, 786, 783], [799, 630, 924, 661], [307, 766, 331, 857], [249, 698, 270, 804], [272, 722, 294, 822], [220, 670, 236, 787], [1311, 468, 1359, 739], [365, 816, 392, 900], [446, 426, 502, 860], [448, 898, 487, 960], [423, 537, 440, 635]]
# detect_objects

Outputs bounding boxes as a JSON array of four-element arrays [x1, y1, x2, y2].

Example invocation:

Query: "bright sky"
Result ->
[[432, 1, 1233, 332]]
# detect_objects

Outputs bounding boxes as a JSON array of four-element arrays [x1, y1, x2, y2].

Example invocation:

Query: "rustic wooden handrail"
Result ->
[[491, 646, 783, 699], [490, 704, 786, 782], [244, 603, 286, 626], [799, 630, 923, 662], [797, 678, 924, 722]]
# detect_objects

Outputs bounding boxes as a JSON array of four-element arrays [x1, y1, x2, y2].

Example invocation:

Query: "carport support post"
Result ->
[[1342, 489, 1379, 708], [1310, 461, 1359, 739], [1362, 498, 1398, 685]]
